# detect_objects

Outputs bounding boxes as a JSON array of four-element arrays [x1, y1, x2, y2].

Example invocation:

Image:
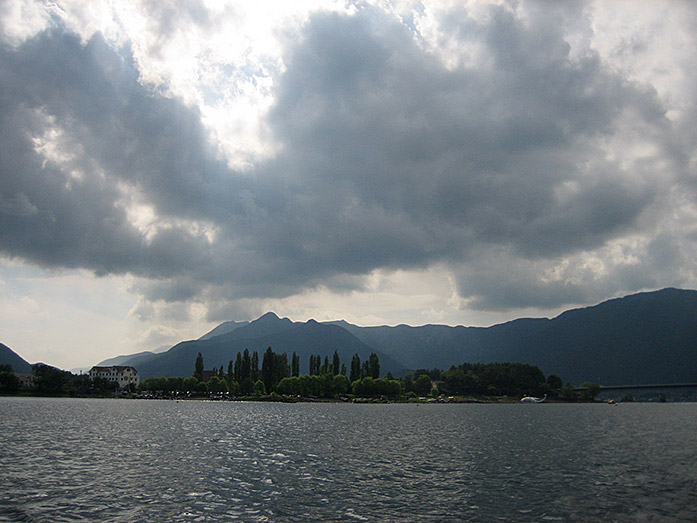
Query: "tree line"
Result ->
[[140, 349, 565, 400], [143, 348, 388, 397], [0, 349, 579, 400], [0, 363, 125, 396]]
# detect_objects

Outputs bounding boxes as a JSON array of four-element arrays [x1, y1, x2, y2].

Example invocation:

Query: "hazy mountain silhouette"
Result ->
[[0, 343, 33, 373], [114, 288, 697, 385], [129, 313, 407, 379], [333, 288, 697, 385]]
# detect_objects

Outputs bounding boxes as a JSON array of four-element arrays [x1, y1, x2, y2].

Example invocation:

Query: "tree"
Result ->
[[309, 354, 321, 376], [234, 352, 243, 383], [274, 352, 290, 386], [332, 374, 349, 395], [581, 382, 601, 401], [33, 364, 68, 394], [166, 376, 183, 392], [239, 377, 254, 395], [262, 347, 275, 393], [241, 349, 251, 381], [402, 372, 414, 393], [350, 354, 361, 383], [207, 376, 228, 393], [291, 352, 300, 377], [332, 351, 340, 376], [251, 351, 260, 382], [182, 376, 199, 392], [413, 374, 432, 396], [547, 374, 563, 391], [254, 379, 266, 396], [352, 377, 402, 398], [367, 353, 380, 379], [0, 368, 19, 394], [194, 352, 204, 381]]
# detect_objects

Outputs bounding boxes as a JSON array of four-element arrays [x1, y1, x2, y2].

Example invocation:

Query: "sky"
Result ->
[[1, 0, 696, 370]]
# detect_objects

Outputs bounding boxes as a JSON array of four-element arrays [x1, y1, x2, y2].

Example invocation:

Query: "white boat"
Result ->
[[520, 394, 546, 403]]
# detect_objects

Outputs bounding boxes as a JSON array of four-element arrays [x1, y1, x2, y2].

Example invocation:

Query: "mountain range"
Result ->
[[95, 287, 697, 385], [2, 288, 696, 386]]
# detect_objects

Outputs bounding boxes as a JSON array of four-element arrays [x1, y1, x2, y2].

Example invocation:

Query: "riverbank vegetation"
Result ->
[[2, 349, 586, 402], [137, 348, 565, 402]]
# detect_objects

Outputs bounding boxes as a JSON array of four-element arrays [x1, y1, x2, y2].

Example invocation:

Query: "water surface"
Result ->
[[1, 398, 695, 522]]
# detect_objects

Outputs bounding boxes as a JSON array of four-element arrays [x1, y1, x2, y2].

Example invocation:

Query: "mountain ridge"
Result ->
[[127, 314, 407, 379], [101, 287, 697, 385], [0, 343, 33, 373]]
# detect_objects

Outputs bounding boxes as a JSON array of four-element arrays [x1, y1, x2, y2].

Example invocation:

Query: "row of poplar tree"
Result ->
[[191, 347, 383, 396]]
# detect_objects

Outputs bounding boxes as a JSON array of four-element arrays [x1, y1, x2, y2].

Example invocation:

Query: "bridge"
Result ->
[[575, 383, 697, 402]]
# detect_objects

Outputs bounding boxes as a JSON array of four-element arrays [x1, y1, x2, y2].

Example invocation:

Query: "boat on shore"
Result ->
[[520, 394, 546, 403]]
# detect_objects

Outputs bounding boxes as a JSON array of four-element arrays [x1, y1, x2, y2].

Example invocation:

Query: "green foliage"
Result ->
[[182, 376, 199, 391], [309, 354, 321, 375], [0, 369, 20, 393], [261, 347, 290, 392], [560, 384, 578, 401], [207, 376, 228, 393], [291, 352, 300, 377], [33, 364, 70, 394], [414, 368, 443, 381], [241, 349, 251, 381], [253, 379, 266, 395], [435, 362, 548, 397], [351, 377, 402, 398], [234, 352, 243, 382], [413, 374, 433, 396], [239, 377, 254, 395], [251, 351, 260, 382], [194, 352, 204, 381], [227, 379, 240, 395], [547, 374, 563, 392], [276, 373, 348, 398], [332, 374, 349, 395], [350, 354, 361, 383], [332, 351, 341, 376], [580, 382, 601, 401], [367, 353, 380, 379]]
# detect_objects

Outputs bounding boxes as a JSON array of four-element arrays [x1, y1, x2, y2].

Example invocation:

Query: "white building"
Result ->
[[88, 366, 140, 389]]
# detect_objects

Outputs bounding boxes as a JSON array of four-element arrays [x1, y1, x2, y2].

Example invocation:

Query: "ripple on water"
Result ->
[[1, 400, 696, 522]]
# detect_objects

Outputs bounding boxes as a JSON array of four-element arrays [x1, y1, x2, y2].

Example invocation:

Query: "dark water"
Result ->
[[1, 398, 696, 522]]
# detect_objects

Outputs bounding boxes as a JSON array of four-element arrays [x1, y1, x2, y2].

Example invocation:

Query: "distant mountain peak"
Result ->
[[250, 312, 291, 327], [256, 311, 281, 321]]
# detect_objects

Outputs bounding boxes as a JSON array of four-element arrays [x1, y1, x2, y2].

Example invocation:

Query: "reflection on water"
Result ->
[[1, 398, 696, 522]]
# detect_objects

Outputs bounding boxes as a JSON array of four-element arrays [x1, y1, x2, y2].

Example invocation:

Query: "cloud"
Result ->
[[1, 1, 696, 324]]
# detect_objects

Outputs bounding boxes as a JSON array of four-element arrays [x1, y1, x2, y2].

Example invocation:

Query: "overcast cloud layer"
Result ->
[[2, 1, 697, 366]]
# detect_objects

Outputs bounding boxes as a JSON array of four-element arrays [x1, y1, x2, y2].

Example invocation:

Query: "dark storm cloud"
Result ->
[[261, 7, 667, 274], [0, 4, 691, 313], [0, 30, 225, 279]]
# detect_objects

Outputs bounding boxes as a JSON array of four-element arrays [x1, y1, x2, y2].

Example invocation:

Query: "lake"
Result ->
[[1, 397, 696, 522]]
